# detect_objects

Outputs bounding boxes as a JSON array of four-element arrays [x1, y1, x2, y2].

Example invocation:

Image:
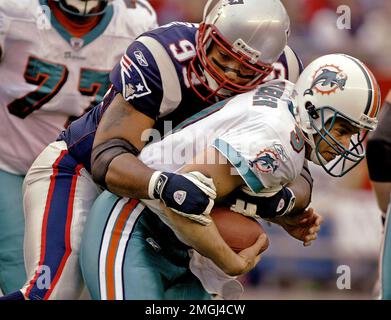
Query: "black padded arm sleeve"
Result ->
[[91, 138, 140, 188], [367, 102, 391, 182]]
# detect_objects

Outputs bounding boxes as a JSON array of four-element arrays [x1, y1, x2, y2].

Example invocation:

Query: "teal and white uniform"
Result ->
[[0, 0, 157, 294]]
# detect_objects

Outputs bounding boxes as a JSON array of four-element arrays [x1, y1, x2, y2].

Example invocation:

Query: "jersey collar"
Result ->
[[39, 0, 113, 49]]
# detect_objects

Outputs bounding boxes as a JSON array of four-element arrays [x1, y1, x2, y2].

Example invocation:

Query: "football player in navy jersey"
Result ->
[[4, 0, 313, 300], [92, 0, 307, 221]]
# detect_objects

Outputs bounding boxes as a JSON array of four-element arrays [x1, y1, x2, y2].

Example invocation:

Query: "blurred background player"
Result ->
[[0, 0, 157, 295], [2, 0, 315, 300], [79, 53, 379, 300], [366, 90, 391, 299]]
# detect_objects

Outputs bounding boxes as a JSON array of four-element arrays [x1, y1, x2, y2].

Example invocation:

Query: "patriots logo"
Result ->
[[250, 150, 280, 174], [120, 54, 151, 100], [173, 190, 187, 205]]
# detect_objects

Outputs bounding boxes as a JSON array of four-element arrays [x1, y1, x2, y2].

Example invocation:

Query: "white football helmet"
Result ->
[[54, 0, 109, 17], [189, 0, 290, 102], [292, 54, 380, 177]]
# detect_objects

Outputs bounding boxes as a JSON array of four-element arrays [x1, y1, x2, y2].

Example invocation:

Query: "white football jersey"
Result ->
[[139, 80, 306, 194], [0, 0, 157, 174]]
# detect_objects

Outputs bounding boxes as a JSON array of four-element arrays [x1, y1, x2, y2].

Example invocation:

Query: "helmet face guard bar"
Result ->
[[58, 0, 108, 17], [189, 23, 273, 102], [311, 107, 369, 177]]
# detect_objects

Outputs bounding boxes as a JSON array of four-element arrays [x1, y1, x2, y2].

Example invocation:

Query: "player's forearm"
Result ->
[[371, 182, 391, 213], [105, 153, 154, 199], [287, 165, 313, 214], [92, 93, 157, 198], [161, 147, 255, 275], [161, 205, 247, 276]]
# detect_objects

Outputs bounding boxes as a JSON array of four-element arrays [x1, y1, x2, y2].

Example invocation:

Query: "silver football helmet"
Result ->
[[54, 0, 109, 17], [292, 54, 380, 177], [189, 0, 290, 102]]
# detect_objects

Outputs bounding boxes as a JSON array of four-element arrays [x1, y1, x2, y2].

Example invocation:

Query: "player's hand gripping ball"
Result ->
[[210, 206, 269, 253]]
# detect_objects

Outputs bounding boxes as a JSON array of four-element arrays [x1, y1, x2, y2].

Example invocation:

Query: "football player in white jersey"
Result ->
[[79, 53, 380, 299], [0, 0, 157, 294]]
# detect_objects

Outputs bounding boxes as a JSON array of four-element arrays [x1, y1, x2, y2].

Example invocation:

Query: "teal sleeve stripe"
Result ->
[[171, 98, 231, 134], [213, 138, 264, 193]]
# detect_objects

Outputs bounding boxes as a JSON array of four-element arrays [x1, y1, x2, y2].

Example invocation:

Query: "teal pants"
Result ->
[[382, 203, 391, 300], [0, 170, 27, 294], [80, 191, 210, 300]]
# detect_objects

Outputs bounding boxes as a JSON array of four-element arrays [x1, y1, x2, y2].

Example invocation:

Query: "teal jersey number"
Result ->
[[290, 125, 305, 153], [253, 82, 286, 108], [8, 56, 110, 120], [8, 56, 68, 119], [79, 68, 110, 102]]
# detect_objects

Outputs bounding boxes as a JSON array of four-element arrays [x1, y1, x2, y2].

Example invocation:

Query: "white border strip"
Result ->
[[99, 197, 129, 300], [114, 203, 145, 300], [136, 36, 182, 117]]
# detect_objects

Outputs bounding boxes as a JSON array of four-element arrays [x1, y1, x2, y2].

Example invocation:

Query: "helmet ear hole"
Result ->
[[304, 101, 313, 110], [305, 102, 319, 119]]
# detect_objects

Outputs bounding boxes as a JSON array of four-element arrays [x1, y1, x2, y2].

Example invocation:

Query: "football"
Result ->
[[210, 206, 268, 253]]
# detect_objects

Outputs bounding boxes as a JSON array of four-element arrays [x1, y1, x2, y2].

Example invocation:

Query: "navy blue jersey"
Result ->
[[110, 22, 207, 122], [59, 22, 304, 172]]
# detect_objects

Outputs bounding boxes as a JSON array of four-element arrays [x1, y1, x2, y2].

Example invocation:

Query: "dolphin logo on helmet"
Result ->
[[292, 54, 380, 177], [304, 67, 348, 96]]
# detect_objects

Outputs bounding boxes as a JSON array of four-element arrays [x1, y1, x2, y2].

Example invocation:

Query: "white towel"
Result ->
[[189, 250, 244, 300]]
